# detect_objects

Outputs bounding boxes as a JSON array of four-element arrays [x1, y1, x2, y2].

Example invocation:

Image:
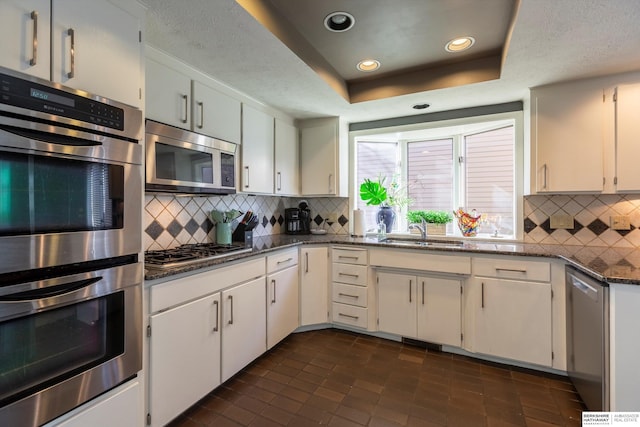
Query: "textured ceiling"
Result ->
[[141, 0, 640, 123]]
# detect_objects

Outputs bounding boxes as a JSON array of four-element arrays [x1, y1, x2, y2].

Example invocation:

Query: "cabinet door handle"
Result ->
[[542, 163, 548, 190], [495, 267, 527, 273], [212, 300, 219, 332], [409, 279, 412, 303], [305, 252, 309, 273], [29, 11, 38, 66], [338, 292, 358, 299], [422, 281, 425, 305], [328, 174, 333, 193], [271, 279, 276, 304], [197, 101, 204, 129], [228, 295, 234, 324], [338, 272, 359, 278], [481, 282, 485, 309], [338, 313, 359, 320], [244, 166, 250, 188], [276, 171, 282, 191], [180, 94, 188, 123], [66, 28, 75, 78]]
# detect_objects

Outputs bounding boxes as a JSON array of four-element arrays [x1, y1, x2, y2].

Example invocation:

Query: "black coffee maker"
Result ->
[[285, 201, 311, 234]]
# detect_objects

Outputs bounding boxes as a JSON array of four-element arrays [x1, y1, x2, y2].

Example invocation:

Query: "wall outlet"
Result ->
[[611, 215, 631, 230], [326, 212, 338, 223], [550, 213, 574, 229]]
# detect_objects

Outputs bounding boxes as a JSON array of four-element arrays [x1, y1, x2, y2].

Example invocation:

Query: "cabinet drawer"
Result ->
[[267, 249, 298, 273], [472, 257, 550, 282], [332, 263, 368, 286], [332, 303, 368, 329], [332, 283, 367, 308], [332, 247, 367, 265]]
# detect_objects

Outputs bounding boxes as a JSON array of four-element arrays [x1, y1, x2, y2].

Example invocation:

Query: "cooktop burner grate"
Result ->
[[145, 243, 252, 269]]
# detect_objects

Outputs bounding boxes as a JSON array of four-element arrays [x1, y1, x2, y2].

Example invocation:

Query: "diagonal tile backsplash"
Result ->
[[523, 194, 640, 248], [144, 194, 349, 251]]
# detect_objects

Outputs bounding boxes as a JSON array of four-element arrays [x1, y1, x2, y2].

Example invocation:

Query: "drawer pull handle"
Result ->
[[338, 293, 358, 299], [338, 313, 359, 320], [338, 255, 359, 260], [338, 272, 359, 278], [495, 267, 527, 273], [277, 258, 294, 264]]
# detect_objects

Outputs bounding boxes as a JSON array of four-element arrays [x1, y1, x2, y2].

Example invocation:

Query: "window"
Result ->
[[353, 117, 519, 239]]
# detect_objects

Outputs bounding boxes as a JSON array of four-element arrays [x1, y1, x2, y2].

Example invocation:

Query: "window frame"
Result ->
[[349, 111, 524, 241]]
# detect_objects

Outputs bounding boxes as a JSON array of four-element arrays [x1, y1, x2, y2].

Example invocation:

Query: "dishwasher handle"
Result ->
[[570, 274, 599, 302]]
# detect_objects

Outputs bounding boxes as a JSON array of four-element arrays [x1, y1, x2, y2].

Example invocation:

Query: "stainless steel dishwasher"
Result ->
[[566, 266, 609, 411]]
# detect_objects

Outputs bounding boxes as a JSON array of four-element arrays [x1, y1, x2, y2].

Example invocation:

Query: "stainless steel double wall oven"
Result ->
[[0, 67, 144, 426]]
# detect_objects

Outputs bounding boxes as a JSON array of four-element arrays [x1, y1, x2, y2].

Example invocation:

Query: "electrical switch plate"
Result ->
[[611, 215, 631, 230], [550, 214, 574, 229]]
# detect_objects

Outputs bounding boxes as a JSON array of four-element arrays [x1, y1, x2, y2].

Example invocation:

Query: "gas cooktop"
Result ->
[[145, 242, 252, 270]]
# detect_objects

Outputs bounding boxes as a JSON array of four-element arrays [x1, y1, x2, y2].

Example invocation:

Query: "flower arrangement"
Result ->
[[359, 175, 411, 208]]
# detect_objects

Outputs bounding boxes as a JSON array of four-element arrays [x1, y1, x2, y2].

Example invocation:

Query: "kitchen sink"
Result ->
[[382, 238, 465, 249]]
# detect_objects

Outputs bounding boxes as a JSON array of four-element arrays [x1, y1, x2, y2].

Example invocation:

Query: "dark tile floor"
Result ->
[[168, 329, 585, 427]]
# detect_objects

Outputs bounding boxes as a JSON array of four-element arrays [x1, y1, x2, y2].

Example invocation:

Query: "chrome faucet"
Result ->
[[409, 218, 427, 240]]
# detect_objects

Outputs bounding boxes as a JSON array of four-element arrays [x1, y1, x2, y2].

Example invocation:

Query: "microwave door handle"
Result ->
[[0, 124, 102, 147], [0, 277, 102, 301]]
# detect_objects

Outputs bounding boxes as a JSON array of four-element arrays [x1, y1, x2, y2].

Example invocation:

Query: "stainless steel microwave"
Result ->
[[145, 120, 237, 195]]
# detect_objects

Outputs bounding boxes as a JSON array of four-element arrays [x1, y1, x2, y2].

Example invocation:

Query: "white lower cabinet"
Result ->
[[221, 277, 267, 382], [465, 256, 554, 367], [266, 249, 299, 349], [147, 257, 266, 425], [47, 379, 141, 427], [148, 293, 220, 427], [377, 271, 462, 346], [300, 247, 329, 326], [464, 277, 552, 366]]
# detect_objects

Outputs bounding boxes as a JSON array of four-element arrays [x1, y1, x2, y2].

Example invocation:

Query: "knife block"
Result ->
[[232, 224, 253, 247]]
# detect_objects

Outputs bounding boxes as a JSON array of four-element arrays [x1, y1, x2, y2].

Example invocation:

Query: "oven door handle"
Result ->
[[0, 277, 103, 301], [0, 123, 103, 146]]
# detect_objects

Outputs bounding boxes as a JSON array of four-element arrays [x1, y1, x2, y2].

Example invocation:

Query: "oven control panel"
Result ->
[[0, 71, 124, 131]]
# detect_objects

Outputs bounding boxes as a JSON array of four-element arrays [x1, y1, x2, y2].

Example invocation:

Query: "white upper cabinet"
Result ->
[[529, 71, 640, 194], [614, 83, 640, 192], [145, 49, 242, 144], [300, 117, 348, 196], [1, 0, 143, 107], [192, 80, 241, 144], [241, 104, 274, 194], [0, 0, 51, 79], [531, 78, 605, 193], [51, 0, 142, 107], [146, 58, 192, 128], [274, 119, 299, 195]]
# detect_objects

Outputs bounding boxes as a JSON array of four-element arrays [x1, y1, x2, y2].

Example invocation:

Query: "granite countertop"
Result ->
[[144, 234, 640, 285]]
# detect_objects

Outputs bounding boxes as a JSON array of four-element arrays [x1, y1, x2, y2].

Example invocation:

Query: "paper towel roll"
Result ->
[[352, 209, 366, 236]]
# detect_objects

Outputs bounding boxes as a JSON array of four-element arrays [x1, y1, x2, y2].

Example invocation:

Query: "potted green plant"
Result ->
[[360, 176, 411, 232], [407, 209, 453, 236]]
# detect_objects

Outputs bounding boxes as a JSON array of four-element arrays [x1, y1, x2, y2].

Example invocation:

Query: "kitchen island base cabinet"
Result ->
[[464, 277, 552, 367], [377, 271, 462, 346], [221, 277, 267, 382], [148, 293, 221, 427]]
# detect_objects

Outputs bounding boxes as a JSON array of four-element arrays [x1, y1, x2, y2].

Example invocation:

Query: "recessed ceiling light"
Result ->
[[445, 36, 476, 52], [412, 103, 430, 110], [357, 59, 380, 72], [324, 11, 355, 32]]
